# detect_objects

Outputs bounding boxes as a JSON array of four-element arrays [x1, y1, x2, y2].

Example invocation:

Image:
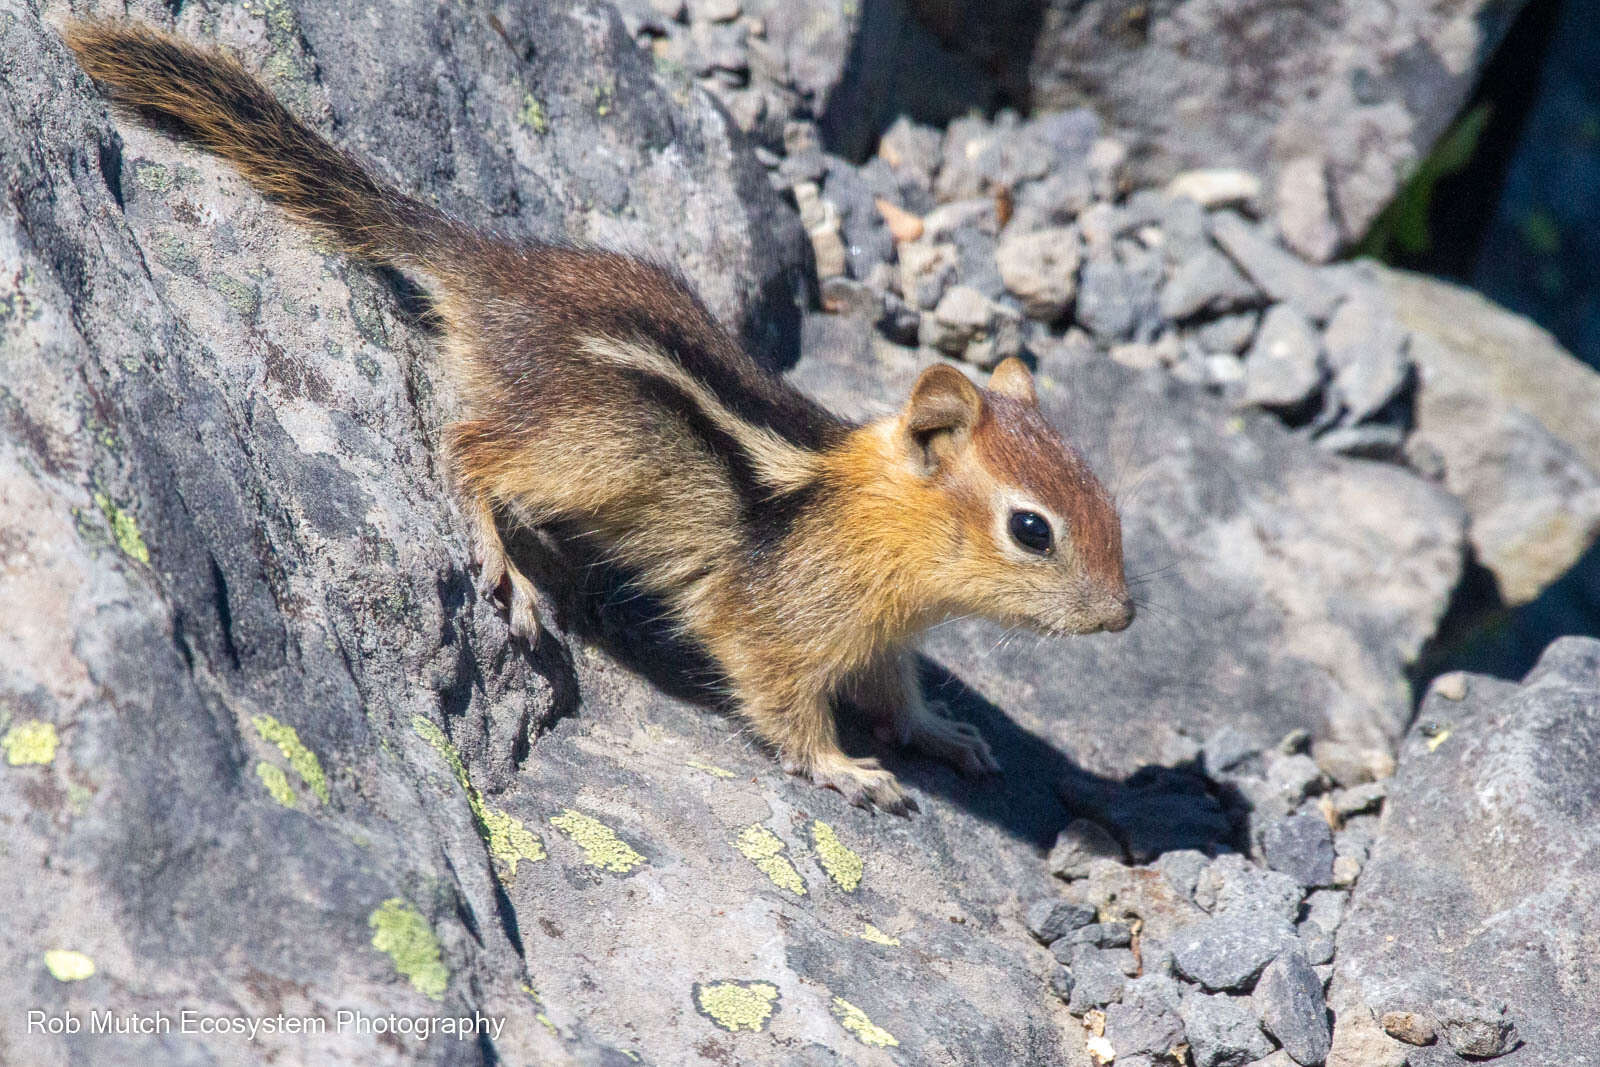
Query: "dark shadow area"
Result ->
[[503, 524, 1247, 855], [819, 0, 1045, 161], [1411, 539, 1600, 692]]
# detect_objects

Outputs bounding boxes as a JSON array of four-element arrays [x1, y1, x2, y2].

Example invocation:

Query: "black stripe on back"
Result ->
[[617, 367, 819, 556]]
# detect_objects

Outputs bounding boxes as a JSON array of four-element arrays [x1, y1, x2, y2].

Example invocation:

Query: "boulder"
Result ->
[[1330, 638, 1600, 1067]]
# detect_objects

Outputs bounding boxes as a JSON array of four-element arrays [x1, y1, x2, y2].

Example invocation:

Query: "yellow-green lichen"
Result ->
[[693, 980, 779, 1033], [252, 714, 329, 803], [44, 950, 96, 982], [256, 761, 297, 807], [2, 720, 59, 765], [858, 924, 900, 946], [686, 759, 735, 778], [831, 996, 898, 1047], [519, 93, 549, 134], [537, 1012, 557, 1035], [132, 161, 172, 193], [368, 898, 448, 1001], [549, 809, 645, 874], [211, 274, 261, 318], [93, 492, 149, 564], [810, 821, 862, 892], [734, 824, 805, 895], [412, 717, 546, 876]]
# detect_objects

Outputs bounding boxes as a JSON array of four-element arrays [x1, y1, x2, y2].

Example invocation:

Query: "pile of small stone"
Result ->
[[1024, 730, 1516, 1066], [782, 110, 1420, 460]]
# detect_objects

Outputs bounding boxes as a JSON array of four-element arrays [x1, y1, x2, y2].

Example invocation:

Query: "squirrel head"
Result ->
[[894, 358, 1132, 636]]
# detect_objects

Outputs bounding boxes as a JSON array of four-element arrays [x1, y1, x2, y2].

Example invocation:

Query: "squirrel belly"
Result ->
[[66, 21, 1133, 813]]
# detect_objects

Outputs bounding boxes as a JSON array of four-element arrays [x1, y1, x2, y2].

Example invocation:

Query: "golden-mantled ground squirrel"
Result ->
[[66, 22, 1133, 813]]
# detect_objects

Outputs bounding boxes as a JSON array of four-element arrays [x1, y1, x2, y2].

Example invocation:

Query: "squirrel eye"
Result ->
[[1008, 510, 1053, 555]]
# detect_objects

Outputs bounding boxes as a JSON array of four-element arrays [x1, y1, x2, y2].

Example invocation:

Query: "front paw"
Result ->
[[796, 754, 917, 815], [909, 702, 1001, 778]]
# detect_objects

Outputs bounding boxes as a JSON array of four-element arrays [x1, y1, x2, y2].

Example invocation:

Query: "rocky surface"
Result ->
[[1, 2, 1595, 1067]]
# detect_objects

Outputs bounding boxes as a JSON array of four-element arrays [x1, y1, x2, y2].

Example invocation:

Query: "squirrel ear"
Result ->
[[903, 363, 982, 470], [988, 357, 1037, 405]]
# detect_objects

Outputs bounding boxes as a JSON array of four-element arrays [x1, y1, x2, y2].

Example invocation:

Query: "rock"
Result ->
[[1242, 304, 1323, 411], [875, 196, 924, 243], [878, 116, 943, 191], [1076, 249, 1163, 342], [1315, 424, 1406, 462], [1049, 819, 1127, 880], [1068, 946, 1133, 1014], [921, 286, 1022, 368], [1276, 157, 1340, 263], [1381, 267, 1600, 606], [1261, 815, 1336, 889], [1013, 0, 1525, 253], [996, 226, 1081, 321], [1429, 672, 1469, 702], [1155, 850, 1212, 902], [1333, 639, 1600, 1067], [1210, 212, 1343, 324], [1062, 764, 1234, 862], [1026, 898, 1098, 944], [1309, 740, 1395, 788], [1171, 914, 1296, 992], [1328, 782, 1386, 820], [820, 276, 880, 318], [793, 181, 847, 279], [1379, 1011, 1436, 1046], [1051, 923, 1135, 959], [1049, 965, 1076, 1004], [694, 0, 742, 24], [1301, 890, 1347, 938], [1196, 311, 1260, 356], [1322, 291, 1413, 426], [1104, 975, 1187, 1059], [898, 240, 958, 310], [1160, 248, 1259, 321], [1194, 854, 1305, 925], [1435, 997, 1515, 1059], [1255, 949, 1332, 1066], [1166, 169, 1262, 210], [1329, 856, 1361, 888], [1181, 990, 1275, 1067]]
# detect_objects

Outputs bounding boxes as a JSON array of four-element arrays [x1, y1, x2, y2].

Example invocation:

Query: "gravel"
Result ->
[[1181, 990, 1276, 1067], [1025, 898, 1098, 944], [1255, 948, 1332, 1065], [1261, 815, 1337, 889], [1171, 914, 1297, 992]]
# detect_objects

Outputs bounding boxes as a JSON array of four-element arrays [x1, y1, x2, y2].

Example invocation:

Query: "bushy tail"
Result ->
[[65, 20, 452, 267]]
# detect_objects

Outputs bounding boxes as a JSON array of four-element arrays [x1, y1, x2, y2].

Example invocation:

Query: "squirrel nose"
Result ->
[[1103, 596, 1135, 633]]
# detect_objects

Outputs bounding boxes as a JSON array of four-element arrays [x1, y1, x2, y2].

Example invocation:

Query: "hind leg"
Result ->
[[447, 421, 544, 643]]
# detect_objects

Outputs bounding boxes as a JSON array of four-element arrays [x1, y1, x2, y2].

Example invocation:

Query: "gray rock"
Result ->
[[1048, 964, 1076, 1004], [1242, 304, 1323, 411], [1196, 854, 1306, 924], [1062, 764, 1235, 862], [1315, 424, 1406, 461], [1172, 914, 1297, 992], [1197, 311, 1260, 356], [878, 116, 943, 193], [1379, 1010, 1437, 1046], [1301, 890, 1348, 941], [1181, 989, 1275, 1067], [1256, 949, 1332, 1066], [1210, 213, 1343, 324], [1383, 268, 1600, 606], [1075, 248, 1163, 342], [1155, 849, 1212, 901], [1322, 290, 1413, 426], [898, 240, 959, 310], [1204, 724, 1267, 774], [1261, 815, 1336, 889], [1105, 974, 1186, 1058], [1025, 898, 1098, 944], [995, 226, 1081, 321], [1160, 248, 1259, 321], [1067, 945, 1131, 1014], [1332, 638, 1600, 1067], [1051, 922, 1134, 959], [1048, 819, 1127, 880], [1435, 996, 1515, 1059], [1013, 0, 1525, 255]]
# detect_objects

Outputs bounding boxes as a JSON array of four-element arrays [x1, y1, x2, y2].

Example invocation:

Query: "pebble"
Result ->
[[1196, 854, 1304, 923], [693, 0, 741, 23], [1379, 1010, 1436, 1046], [1242, 303, 1322, 411], [1316, 423, 1406, 461], [1025, 898, 1098, 944], [874, 197, 923, 243], [995, 226, 1081, 320], [1262, 814, 1337, 889], [1160, 248, 1259, 320], [1276, 155, 1341, 263], [1329, 855, 1361, 888], [1166, 168, 1262, 210], [1049, 819, 1126, 881], [1155, 848, 1211, 901], [1322, 291, 1413, 425], [1076, 247, 1163, 342], [1104, 975, 1187, 1058], [897, 240, 957, 310], [1172, 913, 1296, 991], [1067, 944, 1132, 1013], [1254, 948, 1332, 1066], [1436, 996, 1516, 1058], [1328, 781, 1386, 819], [1431, 671, 1469, 701], [1197, 310, 1260, 355], [1181, 989, 1274, 1067], [1209, 211, 1342, 323], [1048, 964, 1075, 1003], [1309, 740, 1395, 788], [1051, 922, 1134, 960]]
